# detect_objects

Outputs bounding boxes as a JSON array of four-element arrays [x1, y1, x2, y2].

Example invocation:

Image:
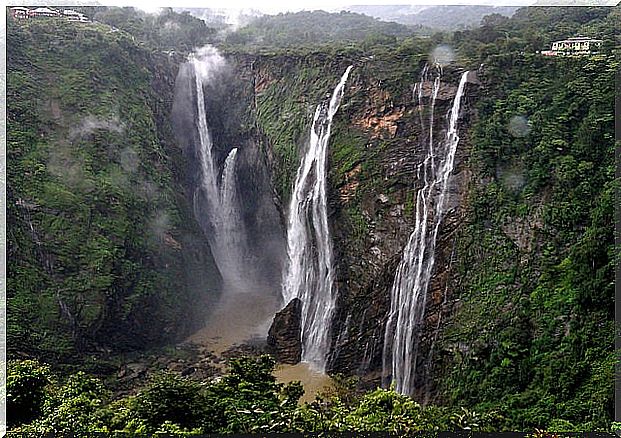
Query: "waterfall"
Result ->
[[215, 148, 244, 284], [282, 65, 353, 371], [190, 48, 247, 289], [220, 148, 238, 204], [383, 69, 469, 395]]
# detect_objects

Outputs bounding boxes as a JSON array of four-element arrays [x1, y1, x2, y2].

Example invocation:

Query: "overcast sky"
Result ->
[[10, 0, 615, 14], [105, 0, 536, 14]]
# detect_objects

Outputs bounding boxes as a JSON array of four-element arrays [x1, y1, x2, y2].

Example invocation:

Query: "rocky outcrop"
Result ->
[[267, 298, 302, 364], [353, 106, 405, 138], [339, 164, 362, 203]]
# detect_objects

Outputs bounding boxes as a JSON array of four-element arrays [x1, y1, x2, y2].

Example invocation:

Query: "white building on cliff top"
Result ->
[[541, 36, 603, 56]]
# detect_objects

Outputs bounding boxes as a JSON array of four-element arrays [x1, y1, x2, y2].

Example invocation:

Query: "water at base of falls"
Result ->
[[382, 69, 470, 396], [282, 65, 353, 372], [187, 286, 280, 355], [273, 363, 333, 403]]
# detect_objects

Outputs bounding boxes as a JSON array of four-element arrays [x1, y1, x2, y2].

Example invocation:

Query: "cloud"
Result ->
[[69, 114, 125, 140], [150, 210, 171, 240]]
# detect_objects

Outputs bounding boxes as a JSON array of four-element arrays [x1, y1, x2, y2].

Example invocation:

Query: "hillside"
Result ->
[[90, 6, 217, 50], [7, 17, 221, 362], [345, 5, 519, 30], [224, 10, 420, 47]]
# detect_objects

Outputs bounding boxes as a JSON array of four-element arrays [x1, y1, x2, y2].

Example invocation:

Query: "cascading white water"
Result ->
[[190, 47, 246, 289], [220, 148, 238, 204], [383, 69, 469, 395], [282, 65, 353, 371], [215, 148, 244, 284]]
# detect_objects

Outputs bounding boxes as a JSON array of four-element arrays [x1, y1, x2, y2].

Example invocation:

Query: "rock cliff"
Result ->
[[230, 48, 481, 398]]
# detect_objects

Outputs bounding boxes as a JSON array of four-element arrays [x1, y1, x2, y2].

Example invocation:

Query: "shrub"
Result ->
[[7, 359, 52, 427]]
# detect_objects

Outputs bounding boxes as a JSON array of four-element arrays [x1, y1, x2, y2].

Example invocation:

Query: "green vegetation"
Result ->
[[347, 5, 518, 31], [8, 351, 617, 433], [91, 6, 216, 52], [453, 6, 618, 65], [225, 10, 417, 48], [8, 357, 506, 434], [8, 357, 302, 433], [432, 6, 617, 432], [7, 360, 53, 428], [6, 4, 617, 434], [7, 17, 218, 362]]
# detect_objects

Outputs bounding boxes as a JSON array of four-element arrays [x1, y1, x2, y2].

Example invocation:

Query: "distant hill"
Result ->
[[91, 7, 217, 51], [344, 4, 430, 22], [173, 7, 263, 31], [344, 5, 519, 30], [225, 10, 422, 47]]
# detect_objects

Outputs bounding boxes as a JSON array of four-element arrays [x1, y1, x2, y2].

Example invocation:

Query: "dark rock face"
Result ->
[[267, 298, 302, 364], [320, 69, 480, 403], [327, 69, 479, 394], [234, 55, 480, 400]]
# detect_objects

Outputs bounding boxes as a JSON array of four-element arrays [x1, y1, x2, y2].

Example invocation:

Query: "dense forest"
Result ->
[[6, 4, 619, 434]]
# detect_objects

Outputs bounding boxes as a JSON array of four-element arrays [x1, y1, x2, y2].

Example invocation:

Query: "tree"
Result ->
[[33, 372, 110, 432], [132, 372, 205, 432], [7, 360, 52, 427], [202, 355, 303, 433]]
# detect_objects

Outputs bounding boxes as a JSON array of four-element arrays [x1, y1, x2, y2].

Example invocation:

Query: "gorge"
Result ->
[[6, 5, 616, 433], [172, 46, 474, 395]]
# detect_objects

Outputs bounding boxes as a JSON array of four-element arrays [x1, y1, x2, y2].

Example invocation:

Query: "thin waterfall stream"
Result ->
[[383, 69, 469, 395], [282, 66, 353, 372]]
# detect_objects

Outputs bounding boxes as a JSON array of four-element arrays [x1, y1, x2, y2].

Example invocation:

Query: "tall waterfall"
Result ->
[[282, 66, 353, 371], [190, 48, 246, 289], [383, 69, 469, 395]]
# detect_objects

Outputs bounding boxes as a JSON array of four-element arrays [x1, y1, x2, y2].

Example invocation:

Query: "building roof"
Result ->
[[555, 36, 603, 43], [11, 7, 30, 11], [32, 7, 58, 13], [63, 9, 81, 15]]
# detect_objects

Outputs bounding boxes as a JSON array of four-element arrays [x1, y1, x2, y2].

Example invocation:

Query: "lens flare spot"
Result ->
[[508, 115, 531, 138], [430, 45, 455, 67]]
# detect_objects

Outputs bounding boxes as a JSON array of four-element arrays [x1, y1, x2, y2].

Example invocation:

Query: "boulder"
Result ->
[[267, 298, 302, 364]]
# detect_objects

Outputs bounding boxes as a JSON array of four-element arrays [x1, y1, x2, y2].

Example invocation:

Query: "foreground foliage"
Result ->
[[6, 356, 541, 434]]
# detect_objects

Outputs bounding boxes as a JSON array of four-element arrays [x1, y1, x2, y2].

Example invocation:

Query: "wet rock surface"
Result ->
[[267, 298, 303, 364], [327, 68, 479, 399], [110, 340, 267, 397]]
